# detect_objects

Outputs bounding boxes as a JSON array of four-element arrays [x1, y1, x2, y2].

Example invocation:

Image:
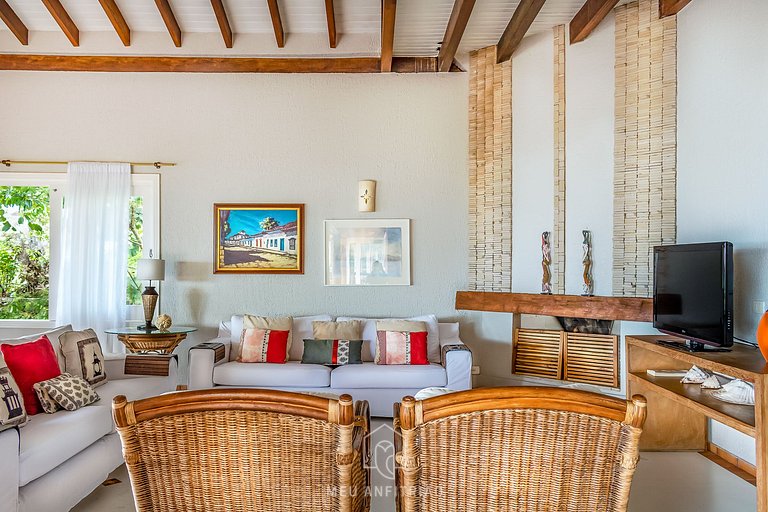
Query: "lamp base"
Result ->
[[141, 286, 159, 333], [138, 323, 159, 332]]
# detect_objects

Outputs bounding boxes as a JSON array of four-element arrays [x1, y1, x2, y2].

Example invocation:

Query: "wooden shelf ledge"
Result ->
[[455, 291, 653, 322]]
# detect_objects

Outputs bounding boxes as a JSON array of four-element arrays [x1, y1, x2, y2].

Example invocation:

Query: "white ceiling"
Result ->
[[0, 0, 593, 56]]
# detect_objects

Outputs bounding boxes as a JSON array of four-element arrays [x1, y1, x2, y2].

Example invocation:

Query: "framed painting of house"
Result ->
[[324, 219, 410, 286], [214, 203, 304, 274]]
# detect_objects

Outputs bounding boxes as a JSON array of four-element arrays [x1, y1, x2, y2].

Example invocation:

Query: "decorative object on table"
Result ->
[[106, 326, 196, 354], [324, 219, 411, 286], [0, 367, 27, 431], [156, 314, 172, 331], [136, 257, 165, 331], [214, 203, 304, 274], [700, 374, 726, 390], [711, 379, 755, 405], [358, 180, 376, 212], [375, 320, 429, 365], [301, 339, 364, 366], [681, 365, 710, 384], [756, 308, 768, 361], [541, 231, 552, 294], [35, 373, 100, 411], [582, 230, 594, 296], [58, 329, 108, 388]]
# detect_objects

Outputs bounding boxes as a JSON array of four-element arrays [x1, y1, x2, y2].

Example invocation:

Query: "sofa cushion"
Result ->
[[230, 314, 333, 362], [18, 404, 113, 486], [1, 325, 74, 371], [337, 315, 441, 363], [213, 361, 331, 387], [330, 362, 447, 389], [96, 376, 173, 404]]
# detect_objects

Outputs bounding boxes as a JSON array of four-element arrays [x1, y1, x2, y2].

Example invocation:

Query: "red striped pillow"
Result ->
[[238, 329, 290, 363], [374, 330, 429, 365]]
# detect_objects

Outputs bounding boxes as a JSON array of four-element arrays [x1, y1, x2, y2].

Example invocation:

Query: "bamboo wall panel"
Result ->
[[613, 0, 677, 297], [512, 328, 564, 379], [564, 332, 619, 387], [468, 46, 512, 292], [553, 25, 567, 294]]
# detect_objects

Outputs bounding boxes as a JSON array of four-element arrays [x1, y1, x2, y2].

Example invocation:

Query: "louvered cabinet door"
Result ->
[[512, 328, 564, 379], [564, 333, 619, 387]]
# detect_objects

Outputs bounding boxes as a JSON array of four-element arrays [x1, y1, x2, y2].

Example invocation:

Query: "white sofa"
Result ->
[[0, 326, 177, 512], [188, 315, 473, 417]]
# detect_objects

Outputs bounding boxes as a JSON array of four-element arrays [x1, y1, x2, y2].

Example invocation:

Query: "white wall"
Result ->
[[0, 71, 469, 374], [677, 0, 768, 465]]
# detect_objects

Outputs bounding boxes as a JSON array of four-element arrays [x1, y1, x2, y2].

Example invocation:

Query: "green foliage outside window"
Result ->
[[0, 186, 50, 320], [127, 196, 144, 306]]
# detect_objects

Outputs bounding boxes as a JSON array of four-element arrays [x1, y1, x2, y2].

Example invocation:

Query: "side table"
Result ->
[[106, 326, 197, 354]]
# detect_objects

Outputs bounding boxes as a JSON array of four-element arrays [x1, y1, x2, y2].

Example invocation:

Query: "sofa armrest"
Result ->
[[440, 338, 472, 391], [0, 428, 19, 511], [188, 337, 231, 390]]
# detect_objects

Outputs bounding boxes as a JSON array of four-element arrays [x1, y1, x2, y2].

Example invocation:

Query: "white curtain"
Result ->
[[56, 162, 131, 353]]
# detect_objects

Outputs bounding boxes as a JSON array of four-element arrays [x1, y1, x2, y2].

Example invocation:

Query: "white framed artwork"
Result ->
[[324, 219, 411, 286]]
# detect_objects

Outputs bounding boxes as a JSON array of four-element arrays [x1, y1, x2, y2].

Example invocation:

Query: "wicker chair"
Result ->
[[112, 389, 370, 512], [394, 387, 647, 512]]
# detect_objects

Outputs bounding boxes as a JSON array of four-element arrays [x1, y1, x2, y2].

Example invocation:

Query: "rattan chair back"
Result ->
[[113, 389, 370, 512], [394, 386, 647, 512]]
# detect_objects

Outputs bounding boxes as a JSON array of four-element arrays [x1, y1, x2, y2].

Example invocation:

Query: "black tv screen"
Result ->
[[653, 242, 733, 347]]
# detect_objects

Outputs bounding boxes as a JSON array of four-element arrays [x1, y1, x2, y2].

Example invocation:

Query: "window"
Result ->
[[0, 172, 159, 327]]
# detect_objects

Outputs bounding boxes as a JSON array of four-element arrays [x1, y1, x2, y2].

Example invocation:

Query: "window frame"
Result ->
[[0, 172, 160, 328]]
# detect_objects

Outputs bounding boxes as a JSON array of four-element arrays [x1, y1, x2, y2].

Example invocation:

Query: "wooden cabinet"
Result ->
[[512, 328, 619, 388]]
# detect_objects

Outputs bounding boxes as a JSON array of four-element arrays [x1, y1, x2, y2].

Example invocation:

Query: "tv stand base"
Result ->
[[656, 339, 731, 353]]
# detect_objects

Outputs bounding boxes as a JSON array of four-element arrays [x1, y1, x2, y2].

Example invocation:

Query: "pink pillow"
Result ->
[[1, 336, 62, 415]]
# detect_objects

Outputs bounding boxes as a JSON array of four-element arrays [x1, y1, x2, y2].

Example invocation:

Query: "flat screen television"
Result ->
[[653, 242, 733, 350]]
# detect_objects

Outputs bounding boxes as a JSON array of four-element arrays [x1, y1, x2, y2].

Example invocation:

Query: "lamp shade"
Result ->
[[136, 258, 165, 281]]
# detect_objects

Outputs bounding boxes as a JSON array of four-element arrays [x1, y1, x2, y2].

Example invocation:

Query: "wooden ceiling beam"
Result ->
[[97, 0, 130, 46], [569, 0, 619, 44], [41, 0, 79, 46], [495, 0, 546, 63], [154, 0, 182, 47], [437, 0, 476, 72], [380, 0, 396, 72], [0, 0, 29, 45], [0, 54, 463, 74], [210, 0, 233, 48], [266, 0, 285, 48], [325, 0, 337, 48], [659, 0, 692, 17]]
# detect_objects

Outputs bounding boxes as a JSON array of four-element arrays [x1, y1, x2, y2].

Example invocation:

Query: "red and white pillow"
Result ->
[[239, 328, 290, 363], [374, 320, 429, 365]]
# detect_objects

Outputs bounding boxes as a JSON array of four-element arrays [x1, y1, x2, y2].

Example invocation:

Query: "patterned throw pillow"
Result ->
[[33, 380, 61, 414], [312, 321, 363, 341], [375, 320, 429, 365], [239, 329, 290, 363], [37, 373, 100, 411], [0, 367, 27, 432], [236, 315, 293, 362], [58, 329, 108, 388], [301, 340, 363, 366]]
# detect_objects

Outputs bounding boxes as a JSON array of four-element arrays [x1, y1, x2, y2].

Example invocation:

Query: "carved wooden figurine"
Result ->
[[582, 230, 594, 296], [542, 232, 552, 294]]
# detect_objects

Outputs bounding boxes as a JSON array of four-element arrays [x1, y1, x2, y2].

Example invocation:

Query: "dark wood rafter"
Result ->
[[380, 0, 396, 72], [154, 0, 182, 47], [0, 54, 460, 74], [437, 0, 476, 72], [325, 0, 337, 48], [455, 291, 653, 322], [495, 0, 546, 63], [97, 0, 130, 46], [659, 0, 692, 17], [210, 0, 233, 48], [41, 0, 79, 46], [266, 0, 285, 48], [569, 0, 619, 44], [0, 0, 28, 45]]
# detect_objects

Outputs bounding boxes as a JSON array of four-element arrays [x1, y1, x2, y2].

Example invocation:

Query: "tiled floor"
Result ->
[[74, 419, 758, 512]]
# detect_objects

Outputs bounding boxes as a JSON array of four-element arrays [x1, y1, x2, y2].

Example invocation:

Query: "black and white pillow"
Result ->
[[33, 380, 62, 414], [37, 373, 100, 411], [0, 367, 27, 431], [58, 329, 108, 388]]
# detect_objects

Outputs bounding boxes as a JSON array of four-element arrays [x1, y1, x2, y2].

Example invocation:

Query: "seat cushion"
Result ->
[[19, 404, 113, 486], [97, 375, 174, 404], [213, 361, 331, 387], [330, 362, 447, 389]]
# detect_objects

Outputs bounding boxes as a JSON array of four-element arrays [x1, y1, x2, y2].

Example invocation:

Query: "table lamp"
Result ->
[[136, 258, 165, 331]]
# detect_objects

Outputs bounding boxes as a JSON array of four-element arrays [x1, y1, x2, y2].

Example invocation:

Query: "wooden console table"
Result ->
[[626, 335, 768, 511]]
